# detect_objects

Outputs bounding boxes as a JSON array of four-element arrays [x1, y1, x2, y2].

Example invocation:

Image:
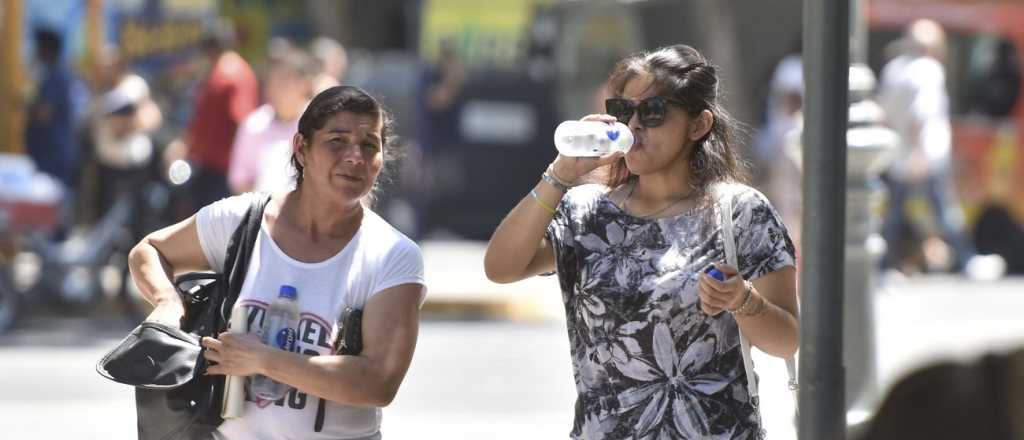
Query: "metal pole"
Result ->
[[801, 0, 849, 438], [849, 0, 867, 65]]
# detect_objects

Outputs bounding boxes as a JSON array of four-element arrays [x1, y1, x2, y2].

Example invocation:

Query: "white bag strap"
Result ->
[[717, 185, 799, 413]]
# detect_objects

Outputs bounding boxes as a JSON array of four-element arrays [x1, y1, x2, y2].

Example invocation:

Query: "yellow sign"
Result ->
[[420, 0, 549, 66], [120, 19, 205, 61]]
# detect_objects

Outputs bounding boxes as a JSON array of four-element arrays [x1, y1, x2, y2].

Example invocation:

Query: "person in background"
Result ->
[[858, 348, 1024, 440], [89, 45, 163, 213], [753, 49, 803, 249], [25, 28, 87, 191], [228, 45, 317, 194], [485, 45, 799, 439], [417, 38, 465, 157], [311, 36, 348, 94], [402, 38, 466, 238], [164, 20, 259, 211], [130, 86, 424, 439], [877, 19, 1003, 278]]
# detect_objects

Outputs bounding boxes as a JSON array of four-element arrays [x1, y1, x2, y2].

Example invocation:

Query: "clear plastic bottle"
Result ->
[[553, 121, 634, 157], [249, 285, 299, 401]]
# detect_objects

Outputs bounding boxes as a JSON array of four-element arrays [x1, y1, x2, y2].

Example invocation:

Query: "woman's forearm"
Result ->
[[260, 350, 400, 408], [128, 239, 182, 309], [483, 180, 562, 283], [734, 291, 799, 358]]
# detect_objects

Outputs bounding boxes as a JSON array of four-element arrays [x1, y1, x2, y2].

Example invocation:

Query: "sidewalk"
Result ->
[[4, 239, 1023, 440], [419, 240, 1024, 439], [419, 240, 563, 321]]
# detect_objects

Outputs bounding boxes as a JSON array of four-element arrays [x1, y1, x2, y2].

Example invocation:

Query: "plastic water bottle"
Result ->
[[554, 121, 634, 157], [250, 285, 300, 401], [705, 265, 726, 281]]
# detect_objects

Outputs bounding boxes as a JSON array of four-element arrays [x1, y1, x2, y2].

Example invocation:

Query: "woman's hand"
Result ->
[[697, 263, 749, 316], [201, 333, 272, 377], [549, 114, 625, 183]]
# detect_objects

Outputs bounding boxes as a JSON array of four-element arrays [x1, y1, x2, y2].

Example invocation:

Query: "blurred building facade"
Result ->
[[17, 0, 1021, 245]]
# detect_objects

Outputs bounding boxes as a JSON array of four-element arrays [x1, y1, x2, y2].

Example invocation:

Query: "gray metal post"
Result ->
[[844, 64, 899, 437], [801, 0, 850, 438]]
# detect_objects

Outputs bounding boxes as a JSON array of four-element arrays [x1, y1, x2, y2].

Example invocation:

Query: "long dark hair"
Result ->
[[605, 44, 749, 209], [291, 85, 399, 206]]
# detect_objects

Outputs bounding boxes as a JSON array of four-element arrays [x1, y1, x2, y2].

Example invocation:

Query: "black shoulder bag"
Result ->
[[96, 193, 270, 440]]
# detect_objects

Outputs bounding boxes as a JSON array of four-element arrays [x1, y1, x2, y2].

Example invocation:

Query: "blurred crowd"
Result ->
[[10, 13, 479, 243], [7, 13, 1021, 282], [18, 22, 345, 226]]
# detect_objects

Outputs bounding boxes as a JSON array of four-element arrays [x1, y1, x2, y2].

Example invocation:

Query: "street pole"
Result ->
[[0, 0, 25, 154], [801, 0, 849, 438]]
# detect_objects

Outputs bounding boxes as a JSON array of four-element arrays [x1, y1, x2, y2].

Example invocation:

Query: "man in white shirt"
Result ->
[[877, 19, 977, 274]]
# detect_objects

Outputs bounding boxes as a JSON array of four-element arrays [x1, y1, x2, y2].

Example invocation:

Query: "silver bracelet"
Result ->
[[729, 281, 754, 315], [542, 166, 573, 193]]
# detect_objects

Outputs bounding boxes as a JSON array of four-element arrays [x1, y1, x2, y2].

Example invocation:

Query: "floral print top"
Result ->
[[546, 183, 796, 440]]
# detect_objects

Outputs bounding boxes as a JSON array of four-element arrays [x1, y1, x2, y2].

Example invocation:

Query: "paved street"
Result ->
[[1, 273, 1023, 439]]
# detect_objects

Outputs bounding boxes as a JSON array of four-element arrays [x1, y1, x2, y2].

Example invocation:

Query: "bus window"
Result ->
[[962, 37, 1021, 118]]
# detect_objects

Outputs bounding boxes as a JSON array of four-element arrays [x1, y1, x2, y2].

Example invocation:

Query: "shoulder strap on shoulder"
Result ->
[[219, 193, 272, 322], [717, 186, 760, 405], [716, 184, 799, 415]]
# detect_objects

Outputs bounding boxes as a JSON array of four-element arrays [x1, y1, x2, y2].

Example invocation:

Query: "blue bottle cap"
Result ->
[[705, 266, 726, 282], [279, 285, 297, 299]]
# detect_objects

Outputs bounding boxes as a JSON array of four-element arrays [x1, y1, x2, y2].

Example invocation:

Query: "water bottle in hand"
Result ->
[[249, 285, 299, 401], [554, 121, 634, 157], [704, 265, 726, 281]]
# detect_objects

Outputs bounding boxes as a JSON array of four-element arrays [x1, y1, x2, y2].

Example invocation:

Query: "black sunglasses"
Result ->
[[605, 96, 688, 128]]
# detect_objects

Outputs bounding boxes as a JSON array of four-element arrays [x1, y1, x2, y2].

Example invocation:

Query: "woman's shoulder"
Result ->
[[362, 209, 423, 255], [200, 192, 265, 219], [715, 182, 772, 209]]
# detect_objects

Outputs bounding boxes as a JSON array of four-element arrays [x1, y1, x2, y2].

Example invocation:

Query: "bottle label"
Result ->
[[606, 129, 620, 141], [275, 327, 297, 352]]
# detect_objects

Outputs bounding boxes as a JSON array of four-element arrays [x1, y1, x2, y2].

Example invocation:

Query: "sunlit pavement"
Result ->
[[1, 264, 1023, 439]]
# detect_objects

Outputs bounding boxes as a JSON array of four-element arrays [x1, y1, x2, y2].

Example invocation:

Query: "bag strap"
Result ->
[[717, 184, 799, 413], [218, 193, 272, 327]]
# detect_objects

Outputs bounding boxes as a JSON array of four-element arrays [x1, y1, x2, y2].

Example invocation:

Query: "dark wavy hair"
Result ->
[[292, 85, 399, 206], [605, 44, 749, 209]]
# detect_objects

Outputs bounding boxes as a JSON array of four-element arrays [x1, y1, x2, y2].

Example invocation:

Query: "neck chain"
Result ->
[[625, 182, 695, 219]]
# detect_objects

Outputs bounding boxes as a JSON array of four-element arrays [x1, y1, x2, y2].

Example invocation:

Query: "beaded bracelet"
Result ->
[[542, 166, 573, 193], [733, 281, 768, 316], [729, 281, 755, 315]]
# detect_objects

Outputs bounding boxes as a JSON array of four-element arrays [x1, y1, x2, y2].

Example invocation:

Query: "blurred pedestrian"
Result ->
[[485, 45, 799, 439], [130, 86, 424, 439], [877, 19, 993, 276], [164, 20, 258, 212], [753, 49, 803, 249], [228, 45, 316, 194], [402, 38, 467, 238], [310, 36, 348, 94], [25, 28, 87, 191], [417, 38, 465, 158], [88, 45, 163, 213]]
